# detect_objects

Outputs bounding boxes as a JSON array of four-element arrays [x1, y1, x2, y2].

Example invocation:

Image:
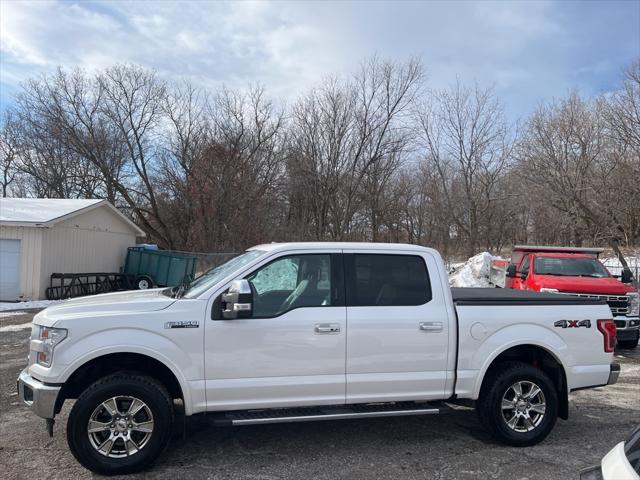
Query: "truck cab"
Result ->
[[504, 246, 640, 349]]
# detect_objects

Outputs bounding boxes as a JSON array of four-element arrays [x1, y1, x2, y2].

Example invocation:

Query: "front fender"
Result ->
[[470, 323, 569, 399], [29, 328, 202, 415]]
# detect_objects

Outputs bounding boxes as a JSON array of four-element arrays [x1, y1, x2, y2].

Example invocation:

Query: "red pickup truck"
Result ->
[[491, 246, 639, 349]]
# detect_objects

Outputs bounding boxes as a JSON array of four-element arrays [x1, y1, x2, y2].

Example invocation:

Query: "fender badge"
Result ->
[[165, 321, 199, 329], [554, 319, 591, 329]]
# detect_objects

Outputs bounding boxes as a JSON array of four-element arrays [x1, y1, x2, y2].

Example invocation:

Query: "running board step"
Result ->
[[209, 402, 447, 426]]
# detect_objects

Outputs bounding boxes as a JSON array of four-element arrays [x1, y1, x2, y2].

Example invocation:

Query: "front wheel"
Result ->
[[618, 332, 639, 349], [477, 362, 558, 447], [67, 373, 173, 475]]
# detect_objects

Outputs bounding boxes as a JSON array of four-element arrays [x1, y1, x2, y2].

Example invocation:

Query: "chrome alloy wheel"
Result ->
[[87, 396, 154, 458], [501, 381, 546, 433]]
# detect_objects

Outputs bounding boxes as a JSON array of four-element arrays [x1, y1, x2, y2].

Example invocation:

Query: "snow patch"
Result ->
[[0, 321, 32, 332], [449, 252, 496, 288], [0, 197, 102, 223], [0, 300, 61, 312], [0, 311, 28, 318]]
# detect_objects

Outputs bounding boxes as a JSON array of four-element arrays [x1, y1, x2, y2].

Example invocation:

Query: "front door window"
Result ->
[[246, 254, 332, 317]]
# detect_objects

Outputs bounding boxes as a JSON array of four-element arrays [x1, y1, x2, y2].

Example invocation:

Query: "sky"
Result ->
[[1, 0, 639, 121]]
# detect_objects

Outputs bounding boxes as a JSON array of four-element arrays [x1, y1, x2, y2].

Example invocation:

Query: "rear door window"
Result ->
[[346, 254, 431, 307]]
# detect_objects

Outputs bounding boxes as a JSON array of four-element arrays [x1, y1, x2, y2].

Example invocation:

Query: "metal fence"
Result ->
[[601, 258, 640, 288]]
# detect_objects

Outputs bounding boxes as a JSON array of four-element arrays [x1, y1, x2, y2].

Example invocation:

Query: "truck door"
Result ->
[[204, 251, 346, 410], [344, 251, 450, 403], [513, 255, 531, 290]]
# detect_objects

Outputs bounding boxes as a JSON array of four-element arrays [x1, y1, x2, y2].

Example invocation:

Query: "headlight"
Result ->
[[540, 288, 559, 293], [31, 326, 67, 367], [629, 292, 639, 317]]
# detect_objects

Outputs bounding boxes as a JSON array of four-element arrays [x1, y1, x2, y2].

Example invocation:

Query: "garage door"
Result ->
[[0, 239, 21, 301]]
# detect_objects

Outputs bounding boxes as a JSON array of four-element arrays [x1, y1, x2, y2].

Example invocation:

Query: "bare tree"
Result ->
[[518, 92, 633, 270], [288, 77, 356, 239], [417, 81, 515, 256], [2, 58, 638, 259], [156, 80, 211, 248], [180, 85, 286, 252], [605, 61, 640, 154], [288, 57, 423, 241], [601, 61, 640, 246], [98, 65, 175, 245], [0, 112, 21, 197]]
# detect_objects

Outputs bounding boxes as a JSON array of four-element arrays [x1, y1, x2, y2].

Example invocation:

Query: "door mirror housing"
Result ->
[[621, 269, 634, 284], [505, 264, 517, 278], [221, 279, 253, 319]]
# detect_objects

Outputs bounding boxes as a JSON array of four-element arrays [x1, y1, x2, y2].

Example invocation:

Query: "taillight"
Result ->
[[597, 319, 617, 353]]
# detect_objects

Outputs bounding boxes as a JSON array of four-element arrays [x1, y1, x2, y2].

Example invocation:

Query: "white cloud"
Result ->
[[1, 0, 638, 119]]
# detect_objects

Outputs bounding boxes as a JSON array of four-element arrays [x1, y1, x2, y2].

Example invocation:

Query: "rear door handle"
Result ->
[[419, 322, 443, 332], [315, 323, 341, 334]]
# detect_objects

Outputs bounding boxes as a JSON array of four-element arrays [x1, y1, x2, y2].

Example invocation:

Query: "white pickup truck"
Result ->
[[18, 242, 620, 475]]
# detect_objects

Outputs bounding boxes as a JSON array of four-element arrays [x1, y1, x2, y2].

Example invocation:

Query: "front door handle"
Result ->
[[315, 323, 341, 334], [419, 322, 443, 332]]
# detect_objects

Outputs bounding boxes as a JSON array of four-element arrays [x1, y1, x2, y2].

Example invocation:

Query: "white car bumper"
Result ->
[[602, 441, 639, 480]]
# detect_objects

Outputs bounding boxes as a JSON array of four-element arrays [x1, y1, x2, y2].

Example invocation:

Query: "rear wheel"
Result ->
[[477, 362, 558, 446], [67, 373, 173, 475]]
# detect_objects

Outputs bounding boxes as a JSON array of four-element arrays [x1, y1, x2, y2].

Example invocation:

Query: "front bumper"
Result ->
[[580, 441, 640, 480], [17, 368, 61, 419], [614, 316, 640, 332], [579, 464, 603, 480], [607, 363, 620, 385], [614, 316, 640, 342]]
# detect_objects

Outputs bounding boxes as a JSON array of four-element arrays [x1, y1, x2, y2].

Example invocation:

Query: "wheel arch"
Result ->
[[58, 351, 188, 415], [475, 343, 569, 420]]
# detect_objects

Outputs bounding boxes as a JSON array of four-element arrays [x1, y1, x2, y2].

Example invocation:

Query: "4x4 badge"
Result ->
[[554, 319, 591, 329]]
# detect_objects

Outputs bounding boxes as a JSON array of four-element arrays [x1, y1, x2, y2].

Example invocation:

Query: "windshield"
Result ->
[[182, 250, 266, 298], [533, 257, 610, 278]]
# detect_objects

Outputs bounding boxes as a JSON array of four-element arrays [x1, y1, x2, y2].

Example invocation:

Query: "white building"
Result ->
[[0, 198, 145, 301]]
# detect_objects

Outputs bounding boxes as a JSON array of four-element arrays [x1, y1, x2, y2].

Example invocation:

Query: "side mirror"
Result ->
[[221, 279, 253, 319], [506, 264, 517, 278], [621, 269, 634, 284]]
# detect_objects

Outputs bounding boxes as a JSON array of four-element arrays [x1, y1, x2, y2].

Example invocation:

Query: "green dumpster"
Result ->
[[124, 247, 197, 289]]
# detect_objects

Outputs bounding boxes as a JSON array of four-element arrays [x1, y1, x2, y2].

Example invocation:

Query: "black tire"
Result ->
[[476, 362, 558, 447], [618, 334, 639, 350], [135, 276, 153, 290], [67, 373, 173, 475]]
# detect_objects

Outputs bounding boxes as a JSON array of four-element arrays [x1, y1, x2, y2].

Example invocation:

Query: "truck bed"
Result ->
[[451, 287, 613, 399], [451, 287, 606, 306]]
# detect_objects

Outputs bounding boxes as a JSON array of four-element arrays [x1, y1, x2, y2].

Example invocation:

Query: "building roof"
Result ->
[[0, 198, 102, 223], [0, 198, 145, 236]]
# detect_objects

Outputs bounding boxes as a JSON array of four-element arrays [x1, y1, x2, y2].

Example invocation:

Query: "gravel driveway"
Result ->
[[1, 311, 638, 480]]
